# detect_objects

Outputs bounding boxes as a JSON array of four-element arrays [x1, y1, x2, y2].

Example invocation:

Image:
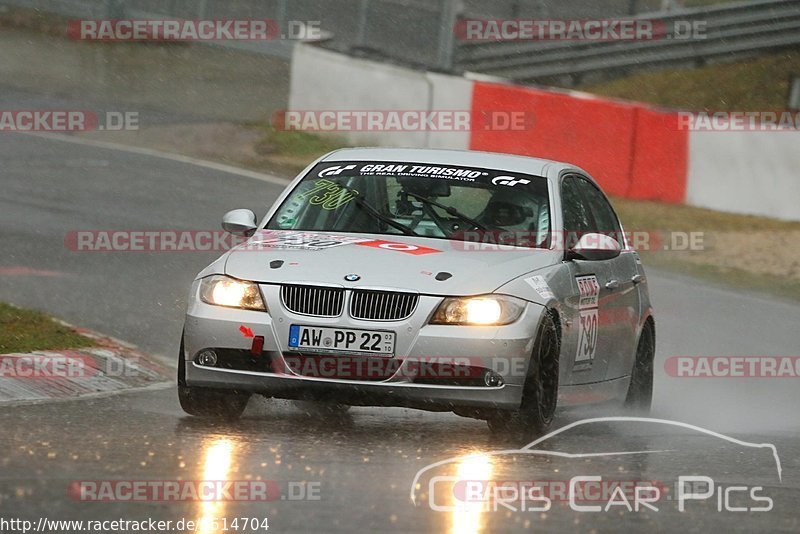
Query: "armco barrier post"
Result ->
[[436, 0, 461, 71], [789, 75, 800, 111], [356, 0, 370, 48]]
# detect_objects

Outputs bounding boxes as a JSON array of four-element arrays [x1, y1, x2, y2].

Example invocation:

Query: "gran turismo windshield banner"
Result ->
[[312, 161, 543, 188]]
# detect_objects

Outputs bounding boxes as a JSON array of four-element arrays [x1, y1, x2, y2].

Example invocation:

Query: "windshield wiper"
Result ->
[[340, 184, 419, 237], [403, 191, 507, 234]]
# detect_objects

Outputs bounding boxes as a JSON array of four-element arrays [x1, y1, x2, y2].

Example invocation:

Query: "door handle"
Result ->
[[631, 274, 643, 285], [605, 279, 620, 290]]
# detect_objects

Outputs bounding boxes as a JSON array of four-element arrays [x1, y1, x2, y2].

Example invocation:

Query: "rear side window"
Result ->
[[576, 178, 623, 239], [561, 175, 594, 235]]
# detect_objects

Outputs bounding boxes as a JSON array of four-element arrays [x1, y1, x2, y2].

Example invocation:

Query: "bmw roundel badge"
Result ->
[[344, 274, 361, 282]]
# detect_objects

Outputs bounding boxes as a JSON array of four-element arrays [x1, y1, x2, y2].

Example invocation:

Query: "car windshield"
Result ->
[[266, 161, 551, 249]]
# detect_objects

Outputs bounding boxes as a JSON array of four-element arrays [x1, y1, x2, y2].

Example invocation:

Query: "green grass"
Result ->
[[261, 127, 344, 157], [249, 125, 349, 175], [611, 197, 800, 302], [583, 48, 800, 110], [639, 253, 800, 302], [0, 302, 96, 354], [612, 197, 800, 233], [683, 0, 740, 7]]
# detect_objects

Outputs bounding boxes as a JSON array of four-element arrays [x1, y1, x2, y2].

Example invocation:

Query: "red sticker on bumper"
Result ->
[[239, 325, 254, 338], [356, 240, 441, 255]]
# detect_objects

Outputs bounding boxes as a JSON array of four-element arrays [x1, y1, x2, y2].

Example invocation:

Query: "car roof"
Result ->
[[321, 147, 586, 180]]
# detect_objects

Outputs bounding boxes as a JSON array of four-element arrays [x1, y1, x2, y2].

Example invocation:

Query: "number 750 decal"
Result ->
[[575, 275, 600, 364]]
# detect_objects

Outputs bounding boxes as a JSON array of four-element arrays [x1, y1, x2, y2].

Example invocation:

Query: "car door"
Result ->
[[561, 174, 639, 384], [575, 178, 642, 381], [560, 174, 615, 384]]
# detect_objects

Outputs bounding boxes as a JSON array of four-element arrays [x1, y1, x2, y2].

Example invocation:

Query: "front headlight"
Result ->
[[199, 275, 266, 311], [430, 295, 525, 325]]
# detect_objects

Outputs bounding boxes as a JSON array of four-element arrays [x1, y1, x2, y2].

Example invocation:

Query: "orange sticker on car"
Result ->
[[356, 240, 441, 255]]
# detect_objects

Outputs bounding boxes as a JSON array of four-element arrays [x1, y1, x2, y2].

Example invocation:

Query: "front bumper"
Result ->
[[183, 281, 545, 412]]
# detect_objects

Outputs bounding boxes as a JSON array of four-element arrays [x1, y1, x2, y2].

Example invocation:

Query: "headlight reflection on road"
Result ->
[[450, 453, 493, 534], [198, 438, 235, 534]]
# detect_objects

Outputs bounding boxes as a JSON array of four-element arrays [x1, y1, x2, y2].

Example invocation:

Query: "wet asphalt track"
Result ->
[[1, 132, 799, 532]]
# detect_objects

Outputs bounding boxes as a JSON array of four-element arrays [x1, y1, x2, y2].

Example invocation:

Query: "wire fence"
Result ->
[[2, 0, 795, 78], [0, 0, 456, 66]]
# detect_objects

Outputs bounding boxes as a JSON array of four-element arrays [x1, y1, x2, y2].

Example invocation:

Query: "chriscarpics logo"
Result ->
[[410, 417, 781, 517]]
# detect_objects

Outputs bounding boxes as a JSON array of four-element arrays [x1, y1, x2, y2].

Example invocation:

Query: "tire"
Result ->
[[177, 336, 251, 418], [486, 311, 560, 437], [625, 320, 655, 413], [178, 386, 251, 418]]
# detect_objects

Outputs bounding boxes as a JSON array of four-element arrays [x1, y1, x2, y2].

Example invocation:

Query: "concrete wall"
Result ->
[[687, 131, 800, 221], [289, 43, 800, 221], [288, 44, 472, 150]]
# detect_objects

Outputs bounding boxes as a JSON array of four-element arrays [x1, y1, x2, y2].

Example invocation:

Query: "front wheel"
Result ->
[[178, 385, 251, 418], [177, 336, 251, 418], [625, 320, 655, 413], [486, 312, 560, 437]]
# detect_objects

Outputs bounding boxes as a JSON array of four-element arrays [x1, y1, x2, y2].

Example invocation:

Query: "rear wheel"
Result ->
[[486, 312, 560, 437], [625, 320, 655, 412], [177, 337, 251, 418]]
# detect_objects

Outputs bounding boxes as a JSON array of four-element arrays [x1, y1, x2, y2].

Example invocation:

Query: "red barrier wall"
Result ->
[[628, 107, 688, 203], [469, 82, 688, 202]]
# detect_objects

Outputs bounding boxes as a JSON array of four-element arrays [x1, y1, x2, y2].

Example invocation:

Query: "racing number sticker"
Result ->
[[575, 275, 600, 364], [254, 232, 366, 251], [525, 275, 554, 299], [296, 178, 358, 210]]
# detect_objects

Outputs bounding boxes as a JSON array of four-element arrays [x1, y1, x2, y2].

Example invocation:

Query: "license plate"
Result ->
[[288, 325, 395, 355]]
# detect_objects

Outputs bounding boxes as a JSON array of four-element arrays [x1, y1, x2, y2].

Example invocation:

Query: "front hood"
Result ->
[[223, 230, 559, 295]]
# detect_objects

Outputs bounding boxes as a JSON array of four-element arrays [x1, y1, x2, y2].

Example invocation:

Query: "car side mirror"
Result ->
[[222, 209, 258, 236], [566, 233, 621, 261]]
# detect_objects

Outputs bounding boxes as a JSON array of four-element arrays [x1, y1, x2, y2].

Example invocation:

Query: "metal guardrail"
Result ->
[[455, 0, 800, 84], [0, 0, 456, 67], [1, 0, 798, 81]]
